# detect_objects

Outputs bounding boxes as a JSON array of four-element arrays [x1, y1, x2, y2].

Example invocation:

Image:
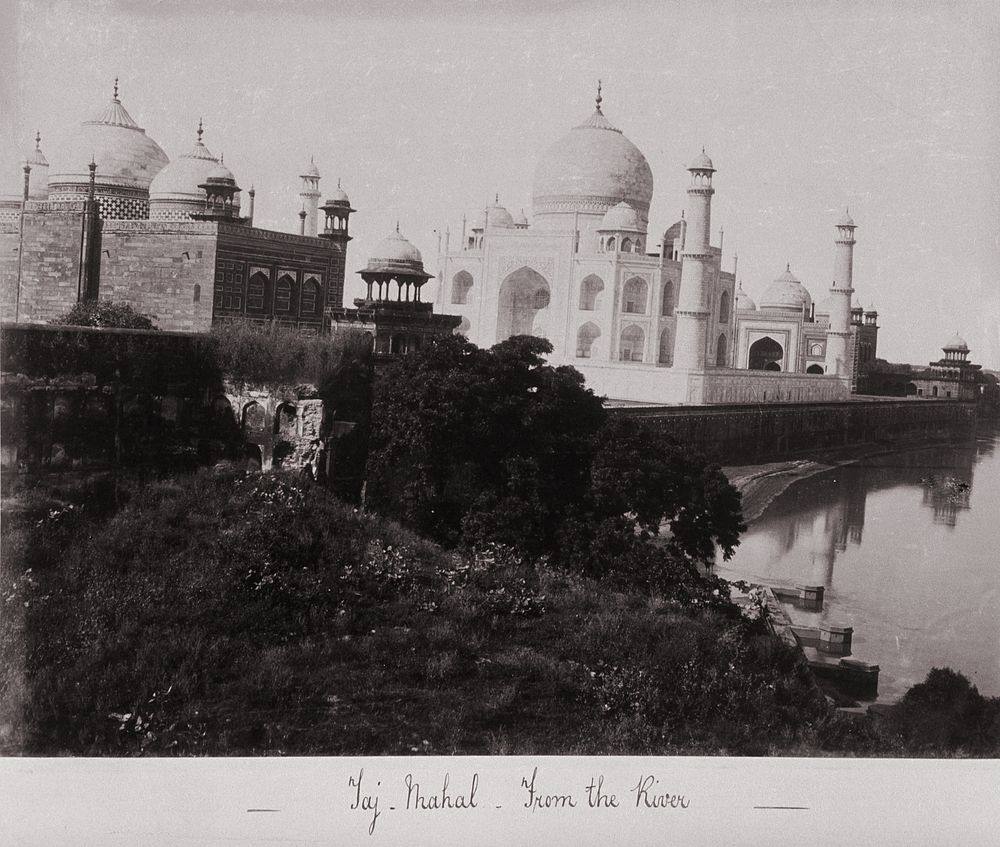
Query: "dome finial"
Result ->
[[786, 262, 790, 272], [337, 177, 341, 188], [395, 219, 400, 234], [595, 79, 603, 113], [495, 192, 499, 204], [35, 130, 41, 150], [113, 76, 119, 100], [197, 118, 203, 143], [219, 152, 224, 164]]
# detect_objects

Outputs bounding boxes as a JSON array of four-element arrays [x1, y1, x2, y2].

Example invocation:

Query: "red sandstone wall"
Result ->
[[0, 202, 88, 323], [99, 221, 219, 332]]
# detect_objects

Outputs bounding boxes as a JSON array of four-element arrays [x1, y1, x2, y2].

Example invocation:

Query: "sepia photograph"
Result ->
[[1, 0, 998, 843]]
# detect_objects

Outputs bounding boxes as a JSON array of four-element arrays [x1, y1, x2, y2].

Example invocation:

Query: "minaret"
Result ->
[[299, 156, 321, 237], [26, 131, 49, 199], [825, 210, 856, 379], [673, 150, 716, 370]]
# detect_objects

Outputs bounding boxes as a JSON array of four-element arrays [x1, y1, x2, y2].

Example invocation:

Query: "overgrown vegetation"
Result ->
[[367, 335, 744, 589], [53, 300, 157, 329], [0, 470, 818, 755], [3, 471, 993, 756], [4, 331, 994, 756]]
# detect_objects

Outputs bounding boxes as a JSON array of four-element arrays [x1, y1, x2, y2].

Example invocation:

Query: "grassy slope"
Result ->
[[1, 470, 840, 757]]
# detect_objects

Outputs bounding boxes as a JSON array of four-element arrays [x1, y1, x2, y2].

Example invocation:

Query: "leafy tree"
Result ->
[[53, 300, 157, 330], [367, 334, 745, 575]]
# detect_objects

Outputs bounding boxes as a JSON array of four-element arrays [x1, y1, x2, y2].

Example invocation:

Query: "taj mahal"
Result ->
[[435, 85, 879, 405]]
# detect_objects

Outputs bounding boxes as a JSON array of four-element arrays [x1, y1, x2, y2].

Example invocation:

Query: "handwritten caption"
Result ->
[[349, 766, 690, 835]]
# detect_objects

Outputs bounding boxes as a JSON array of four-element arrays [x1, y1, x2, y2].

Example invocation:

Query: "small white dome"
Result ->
[[689, 149, 715, 171], [599, 200, 642, 232], [735, 283, 756, 311], [943, 333, 969, 352], [26, 132, 48, 167], [486, 202, 515, 229], [301, 157, 320, 178], [759, 265, 813, 314], [837, 209, 856, 227], [149, 125, 219, 201], [371, 229, 422, 265]]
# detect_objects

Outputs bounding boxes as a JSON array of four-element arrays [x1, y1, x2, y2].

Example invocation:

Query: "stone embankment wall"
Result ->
[[612, 398, 979, 463], [0, 324, 364, 487]]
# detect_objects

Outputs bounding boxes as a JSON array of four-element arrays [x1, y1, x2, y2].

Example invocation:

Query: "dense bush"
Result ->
[[0, 470, 827, 756], [53, 300, 157, 329], [367, 334, 745, 578]]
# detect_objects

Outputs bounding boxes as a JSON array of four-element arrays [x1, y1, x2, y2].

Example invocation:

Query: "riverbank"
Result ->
[[722, 435, 973, 525]]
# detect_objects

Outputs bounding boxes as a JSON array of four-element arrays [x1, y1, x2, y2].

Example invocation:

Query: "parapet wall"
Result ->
[[612, 398, 978, 463]]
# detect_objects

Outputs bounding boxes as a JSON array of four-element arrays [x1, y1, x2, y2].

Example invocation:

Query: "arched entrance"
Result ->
[[715, 334, 728, 367], [806, 364, 824, 375], [497, 266, 550, 341], [748, 336, 784, 371], [576, 322, 600, 358]]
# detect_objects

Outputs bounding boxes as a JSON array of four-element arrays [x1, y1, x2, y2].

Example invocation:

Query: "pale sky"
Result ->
[[2, 0, 998, 368]]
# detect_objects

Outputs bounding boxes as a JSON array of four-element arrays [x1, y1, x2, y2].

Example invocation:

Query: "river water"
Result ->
[[714, 419, 1000, 703]]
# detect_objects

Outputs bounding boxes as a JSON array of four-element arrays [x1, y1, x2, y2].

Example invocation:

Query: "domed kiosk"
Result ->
[[48, 79, 169, 219]]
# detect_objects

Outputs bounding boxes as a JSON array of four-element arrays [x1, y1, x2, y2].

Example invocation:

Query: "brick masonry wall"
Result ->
[[612, 398, 979, 463], [0, 203, 88, 323], [99, 221, 219, 332]]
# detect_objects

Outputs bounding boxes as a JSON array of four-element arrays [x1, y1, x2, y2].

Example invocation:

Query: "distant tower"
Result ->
[[673, 150, 716, 370], [26, 131, 49, 199], [825, 210, 856, 379], [299, 156, 321, 237]]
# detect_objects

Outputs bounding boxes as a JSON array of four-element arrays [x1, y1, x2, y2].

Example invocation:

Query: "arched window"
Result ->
[[242, 401, 266, 432], [748, 336, 784, 371], [806, 364, 824, 374], [275, 274, 294, 314], [193, 283, 201, 303], [300, 277, 321, 316], [621, 237, 632, 253], [661, 280, 674, 316], [247, 271, 269, 314], [716, 334, 728, 367], [451, 271, 474, 305], [606, 236, 616, 252], [390, 334, 407, 354], [622, 277, 647, 314], [658, 328, 672, 365], [576, 322, 601, 358], [409, 334, 422, 353], [579, 274, 604, 311], [719, 291, 730, 323], [274, 403, 297, 437], [619, 324, 645, 362]]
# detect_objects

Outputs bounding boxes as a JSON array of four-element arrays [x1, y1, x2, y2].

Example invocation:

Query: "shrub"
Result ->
[[53, 301, 157, 329]]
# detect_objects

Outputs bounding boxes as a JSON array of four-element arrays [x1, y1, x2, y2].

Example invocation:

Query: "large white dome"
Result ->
[[49, 84, 168, 191], [532, 91, 653, 228]]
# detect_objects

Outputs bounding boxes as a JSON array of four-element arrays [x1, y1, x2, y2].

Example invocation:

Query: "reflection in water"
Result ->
[[716, 421, 1000, 702]]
